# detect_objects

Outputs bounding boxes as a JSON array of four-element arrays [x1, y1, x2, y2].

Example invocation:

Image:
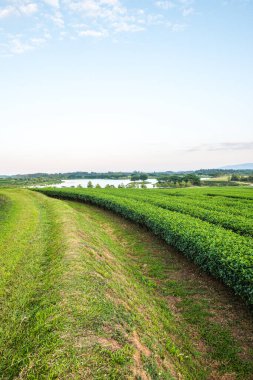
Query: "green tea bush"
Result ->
[[36, 187, 253, 306]]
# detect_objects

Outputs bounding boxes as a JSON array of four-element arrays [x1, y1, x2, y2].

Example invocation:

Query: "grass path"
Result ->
[[0, 190, 252, 379]]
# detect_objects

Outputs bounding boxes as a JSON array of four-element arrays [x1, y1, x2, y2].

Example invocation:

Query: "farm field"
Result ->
[[0, 188, 253, 379], [37, 186, 253, 306]]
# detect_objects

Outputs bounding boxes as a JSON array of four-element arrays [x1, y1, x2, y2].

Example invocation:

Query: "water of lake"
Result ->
[[49, 178, 157, 189]]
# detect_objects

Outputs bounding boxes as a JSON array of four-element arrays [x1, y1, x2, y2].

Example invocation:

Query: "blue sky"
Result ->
[[0, 0, 252, 174]]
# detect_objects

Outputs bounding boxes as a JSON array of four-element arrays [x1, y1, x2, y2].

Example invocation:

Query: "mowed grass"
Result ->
[[0, 189, 252, 379]]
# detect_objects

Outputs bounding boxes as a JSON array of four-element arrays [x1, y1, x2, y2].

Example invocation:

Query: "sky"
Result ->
[[0, 0, 252, 174]]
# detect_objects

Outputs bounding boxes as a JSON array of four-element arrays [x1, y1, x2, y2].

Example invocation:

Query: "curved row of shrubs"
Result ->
[[99, 189, 253, 237], [139, 189, 253, 219], [159, 187, 253, 200], [36, 187, 253, 306]]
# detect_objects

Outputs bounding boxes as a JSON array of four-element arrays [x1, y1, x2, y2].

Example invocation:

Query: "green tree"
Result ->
[[231, 174, 240, 182], [131, 174, 140, 181], [87, 181, 93, 188], [140, 173, 148, 181], [185, 174, 201, 186]]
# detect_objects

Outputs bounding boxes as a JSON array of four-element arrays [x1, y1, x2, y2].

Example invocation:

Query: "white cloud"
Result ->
[[0, 7, 16, 19], [8, 37, 34, 54], [112, 21, 145, 32], [156, 0, 195, 16], [0, 2, 38, 18], [187, 142, 253, 152], [79, 29, 108, 37], [155, 1, 175, 10], [66, 0, 126, 19], [182, 6, 194, 16], [178, 0, 194, 4], [66, 0, 147, 35], [177, 0, 195, 16], [43, 0, 60, 7], [2, 31, 50, 55], [171, 22, 187, 31], [0, 0, 195, 55], [50, 10, 64, 27], [19, 3, 38, 15]]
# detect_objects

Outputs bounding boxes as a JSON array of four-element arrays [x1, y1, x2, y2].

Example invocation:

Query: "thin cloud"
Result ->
[[43, 0, 60, 7], [155, 0, 195, 16], [2, 31, 50, 55], [187, 142, 253, 152], [155, 1, 176, 10], [19, 3, 38, 15], [0, 0, 197, 55], [0, 7, 16, 19], [170, 22, 187, 31], [50, 10, 65, 28], [0, 3, 38, 18], [79, 29, 108, 37]]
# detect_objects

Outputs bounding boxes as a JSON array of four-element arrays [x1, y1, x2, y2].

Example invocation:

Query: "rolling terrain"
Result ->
[[0, 189, 252, 379]]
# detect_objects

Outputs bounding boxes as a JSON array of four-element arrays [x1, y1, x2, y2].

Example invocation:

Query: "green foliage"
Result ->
[[100, 188, 253, 237], [195, 168, 253, 177], [140, 174, 148, 181], [231, 174, 241, 181], [156, 174, 201, 187], [130, 173, 148, 181], [231, 174, 253, 183], [184, 174, 201, 185], [2, 189, 253, 379], [126, 182, 138, 188], [105, 184, 115, 188], [36, 187, 253, 305], [130, 174, 141, 181]]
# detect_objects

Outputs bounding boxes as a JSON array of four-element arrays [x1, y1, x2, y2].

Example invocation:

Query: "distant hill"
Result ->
[[220, 163, 253, 170]]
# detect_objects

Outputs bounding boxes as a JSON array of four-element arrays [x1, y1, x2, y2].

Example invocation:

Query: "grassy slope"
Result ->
[[0, 189, 252, 379]]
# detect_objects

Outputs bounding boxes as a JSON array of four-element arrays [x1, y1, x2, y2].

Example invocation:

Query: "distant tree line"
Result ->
[[156, 174, 201, 187], [196, 169, 253, 177], [130, 173, 148, 181], [4, 169, 253, 182], [67, 172, 130, 180]]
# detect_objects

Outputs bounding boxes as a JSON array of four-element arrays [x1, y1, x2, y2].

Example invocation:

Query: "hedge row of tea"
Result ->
[[98, 189, 253, 237], [36, 187, 253, 305], [119, 188, 253, 218], [154, 187, 253, 200]]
